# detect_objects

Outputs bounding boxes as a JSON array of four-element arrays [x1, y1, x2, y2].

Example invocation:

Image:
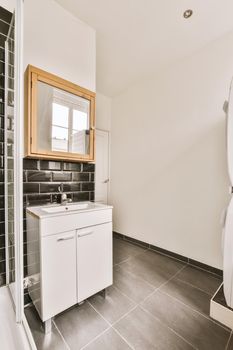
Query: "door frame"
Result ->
[[95, 128, 110, 204]]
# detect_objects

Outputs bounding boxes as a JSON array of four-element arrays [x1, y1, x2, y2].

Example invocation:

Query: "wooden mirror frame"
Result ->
[[25, 65, 96, 162]]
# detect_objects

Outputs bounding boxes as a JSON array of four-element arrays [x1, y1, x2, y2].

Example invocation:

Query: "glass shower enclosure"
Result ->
[[4, 1, 24, 326], [5, 10, 16, 303], [0, 2, 36, 348]]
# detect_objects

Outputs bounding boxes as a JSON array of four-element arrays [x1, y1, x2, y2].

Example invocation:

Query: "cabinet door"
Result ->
[[77, 222, 112, 302], [41, 231, 76, 321]]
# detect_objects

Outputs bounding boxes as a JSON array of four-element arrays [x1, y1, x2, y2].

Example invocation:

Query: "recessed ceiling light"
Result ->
[[183, 9, 193, 19]]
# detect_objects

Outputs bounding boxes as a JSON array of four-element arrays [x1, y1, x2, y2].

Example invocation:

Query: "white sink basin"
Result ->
[[42, 203, 89, 213], [27, 201, 113, 218]]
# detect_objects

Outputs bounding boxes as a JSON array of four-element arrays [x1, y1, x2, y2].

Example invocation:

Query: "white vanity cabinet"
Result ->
[[41, 230, 77, 321], [26, 202, 113, 330], [77, 222, 112, 302]]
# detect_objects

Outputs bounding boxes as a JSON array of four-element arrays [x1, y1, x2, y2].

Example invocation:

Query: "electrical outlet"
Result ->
[[23, 277, 29, 289]]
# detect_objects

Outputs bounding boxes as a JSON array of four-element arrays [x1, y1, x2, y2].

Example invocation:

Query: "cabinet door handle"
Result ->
[[57, 236, 74, 242], [77, 231, 93, 238]]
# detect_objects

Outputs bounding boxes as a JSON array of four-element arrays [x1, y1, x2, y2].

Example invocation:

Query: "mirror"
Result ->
[[25, 65, 95, 162], [37, 81, 90, 155]]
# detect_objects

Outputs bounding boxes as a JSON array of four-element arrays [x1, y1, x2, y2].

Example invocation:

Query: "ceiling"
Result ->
[[56, 0, 233, 97]]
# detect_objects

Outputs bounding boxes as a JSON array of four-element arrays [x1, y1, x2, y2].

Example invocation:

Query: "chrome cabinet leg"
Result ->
[[44, 318, 52, 334], [100, 288, 106, 299]]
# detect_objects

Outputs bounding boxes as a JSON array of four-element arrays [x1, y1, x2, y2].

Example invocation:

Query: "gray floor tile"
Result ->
[[142, 290, 230, 350], [83, 328, 132, 350], [121, 250, 186, 287], [25, 305, 67, 350], [54, 302, 108, 350], [26, 238, 228, 350], [113, 238, 147, 264], [114, 265, 155, 303], [160, 277, 211, 316], [88, 285, 136, 324], [226, 333, 233, 349], [114, 306, 194, 349], [176, 265, 222, 295]]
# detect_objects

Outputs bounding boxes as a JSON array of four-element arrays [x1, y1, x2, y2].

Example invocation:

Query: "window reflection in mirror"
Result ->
[[52, 103, 69, 152], [37, 81, 90, 156]]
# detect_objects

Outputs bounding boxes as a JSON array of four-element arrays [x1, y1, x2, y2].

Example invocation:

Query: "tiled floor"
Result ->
[[25, 237, 232, 350]]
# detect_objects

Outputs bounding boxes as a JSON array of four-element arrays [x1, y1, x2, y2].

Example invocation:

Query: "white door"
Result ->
[[95, 129, 109, 203], [227, 77, 233, 186], [223, 77, 233, 307], [77, 223, 113, 302], [223, 198, 233, 308]]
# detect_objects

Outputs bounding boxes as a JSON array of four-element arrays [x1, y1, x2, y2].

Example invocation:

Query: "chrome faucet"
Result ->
[[57, 184, 67, 205]]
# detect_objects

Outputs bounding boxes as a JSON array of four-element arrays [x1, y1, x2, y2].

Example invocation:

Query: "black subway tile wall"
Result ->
[[23, 158, 95, 302], [23, 159, 95, 206], [0, 7, 12, 287]]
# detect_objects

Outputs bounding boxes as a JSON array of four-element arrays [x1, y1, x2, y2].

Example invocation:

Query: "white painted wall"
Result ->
[[23, 0, 96, 92], [96, 92, 111, 131], [110, 31, 233, 269]]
